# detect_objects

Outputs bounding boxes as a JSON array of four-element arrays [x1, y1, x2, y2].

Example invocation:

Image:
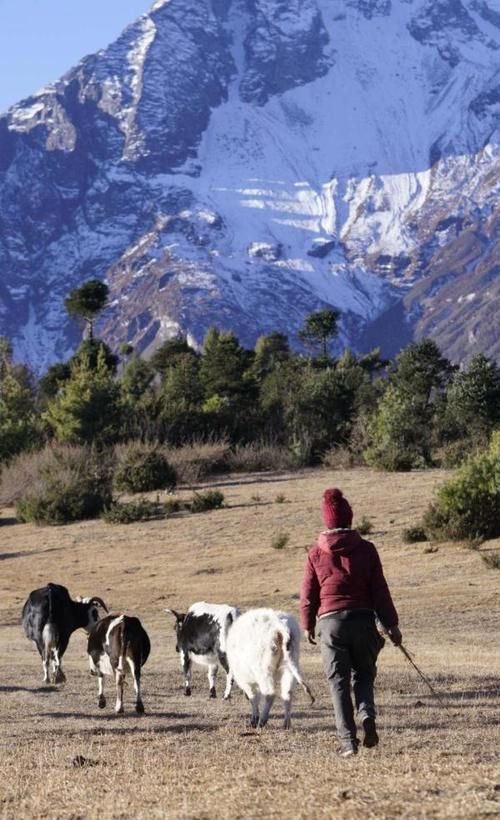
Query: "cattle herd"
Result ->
[[21, 583, 314, 728]]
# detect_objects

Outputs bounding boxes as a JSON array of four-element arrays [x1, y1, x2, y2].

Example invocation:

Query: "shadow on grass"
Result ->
[[0, 684, 58, 694], [0, 545, 65, 561], [0, 516, 18, 527], [36, 710, 195, 720], [192, 474, 306, 491]]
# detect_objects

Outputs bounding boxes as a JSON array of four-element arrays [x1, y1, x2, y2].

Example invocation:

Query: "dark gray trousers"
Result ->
[[318, 614, 384, 744]]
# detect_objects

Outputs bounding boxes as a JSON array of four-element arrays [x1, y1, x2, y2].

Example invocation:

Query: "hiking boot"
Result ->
[[362, 717, 379, 748], [339, 740, 359, 758]]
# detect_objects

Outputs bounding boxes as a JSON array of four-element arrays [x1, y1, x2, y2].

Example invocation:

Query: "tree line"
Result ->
[[1, 279, 499, 470]]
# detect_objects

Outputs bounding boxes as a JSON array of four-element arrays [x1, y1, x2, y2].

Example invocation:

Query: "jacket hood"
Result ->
[[317, 528, 366, 554]]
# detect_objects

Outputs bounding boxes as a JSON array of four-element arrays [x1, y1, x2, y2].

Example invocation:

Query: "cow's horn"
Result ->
[[89, 597, 108, 613]]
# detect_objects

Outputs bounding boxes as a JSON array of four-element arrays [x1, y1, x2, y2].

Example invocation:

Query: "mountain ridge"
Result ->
[[0, 0, 498, 371]]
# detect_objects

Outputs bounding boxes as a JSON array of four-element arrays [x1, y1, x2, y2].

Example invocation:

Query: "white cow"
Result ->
[[226, 608, 314, 728]]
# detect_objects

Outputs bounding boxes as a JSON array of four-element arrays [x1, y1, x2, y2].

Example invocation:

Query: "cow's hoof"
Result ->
[[98, 696, 106, 709], [184, 687, 191, 697], [54, 669, 66, 684], [115, 707, 124, 715], [257, 719, 268, 729], [136, 701, 145, 715], [209, 688, 216, 699], [283, 718, 291, 730], [223, 694, 232, 701], [250, 716, 259, 729]]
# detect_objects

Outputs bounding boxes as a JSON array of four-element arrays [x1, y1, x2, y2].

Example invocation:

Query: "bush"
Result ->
[[16, 447, 113, 525], [102, 498, 164, 524], [0, 446, 63, 507], [164, 498, 182, 516], [166, 439, 231, 485], [423, 432, 500, 542], [190, 490, 225, 513], [114, 445, 177, 493], [433, 440, 471, 469], [357, 516, 374, 536], [227, 443, 296, 473], [271, 532, 289, 550], [402, 526, 427, 543], [322, 445, 360, 470], [482, 552, 500, 570], [275, 493, 287, 504]]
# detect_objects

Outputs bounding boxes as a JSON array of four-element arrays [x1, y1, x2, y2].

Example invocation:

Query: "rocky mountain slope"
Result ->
[[0, 0, 498, 371]]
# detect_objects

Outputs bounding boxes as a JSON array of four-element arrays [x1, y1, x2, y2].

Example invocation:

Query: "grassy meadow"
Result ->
[[0, 467, 499, 819]]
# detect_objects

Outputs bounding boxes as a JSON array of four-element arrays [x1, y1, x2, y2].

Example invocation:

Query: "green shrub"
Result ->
[[423, 432, 500, 541], [102, 498, 164, 524], [164, 498, 182, 516], [275, 493, 286, 504], [402, 526, 427, 543], [16, 447, 113, 525], [434, 440, 471, 469], [190, 490, 225, 513], [357, 516, 374, 535], [114, 445, 177, 494], [482, 552, 500, 570], [271, 532, 289, 550]]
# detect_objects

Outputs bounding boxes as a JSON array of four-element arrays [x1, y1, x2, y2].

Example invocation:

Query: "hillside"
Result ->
[[1, 467, 499, 817]]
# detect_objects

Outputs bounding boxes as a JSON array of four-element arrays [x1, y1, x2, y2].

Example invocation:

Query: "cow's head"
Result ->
[[78, 596, 109, 631], [165, 608, 186, 653]]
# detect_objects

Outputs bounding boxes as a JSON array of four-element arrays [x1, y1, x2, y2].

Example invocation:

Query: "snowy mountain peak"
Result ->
[[0, 0, 498, 371]]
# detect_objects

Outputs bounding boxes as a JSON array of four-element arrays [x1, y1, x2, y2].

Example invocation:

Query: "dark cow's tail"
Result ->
[[43, 584, 59, 650]]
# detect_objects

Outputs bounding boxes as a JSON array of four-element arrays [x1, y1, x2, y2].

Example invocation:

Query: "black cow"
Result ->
[[165, 601, 239, 699], [22, 583, 108, 684], [88, 614, 151, 714]]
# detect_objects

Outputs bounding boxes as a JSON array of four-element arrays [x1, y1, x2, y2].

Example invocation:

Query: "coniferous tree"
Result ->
[[252, 332, 290, 382], [151, 336, 198, 377], [364, 339, 455, 469], [445, 354, 500, 444], [44, 348, 122, 446], [64, 279, 109, 341], [298, 308, 340, 360], [0, 337, 40, 462]]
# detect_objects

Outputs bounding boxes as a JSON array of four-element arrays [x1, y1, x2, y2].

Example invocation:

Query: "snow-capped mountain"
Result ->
[[0, 0, 498, 371]]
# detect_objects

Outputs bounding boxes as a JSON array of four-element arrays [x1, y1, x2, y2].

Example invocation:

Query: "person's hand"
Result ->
[[304, 629, 317, 645], [388, 625, 402, 646]]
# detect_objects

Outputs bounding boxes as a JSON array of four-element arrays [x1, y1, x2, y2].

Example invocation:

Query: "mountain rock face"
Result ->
[[0, 0, 498, 371]]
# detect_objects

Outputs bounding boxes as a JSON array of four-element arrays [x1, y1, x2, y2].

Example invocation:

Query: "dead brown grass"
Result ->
[[0, 467, 499, 819]]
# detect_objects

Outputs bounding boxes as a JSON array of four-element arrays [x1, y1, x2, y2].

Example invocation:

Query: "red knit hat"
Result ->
[[321, 488, 353, 529]]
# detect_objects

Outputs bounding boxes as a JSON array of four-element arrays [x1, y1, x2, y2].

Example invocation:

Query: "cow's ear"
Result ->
[[165, 608, 185, 623]]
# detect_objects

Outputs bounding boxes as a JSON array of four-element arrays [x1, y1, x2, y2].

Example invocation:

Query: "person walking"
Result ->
[[300, 487, 402, 757]]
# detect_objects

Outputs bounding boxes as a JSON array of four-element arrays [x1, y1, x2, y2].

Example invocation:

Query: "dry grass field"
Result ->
[[0, 467, 499, 819]]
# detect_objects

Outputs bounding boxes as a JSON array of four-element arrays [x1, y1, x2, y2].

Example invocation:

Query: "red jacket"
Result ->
[[300, 529, 399, 631]]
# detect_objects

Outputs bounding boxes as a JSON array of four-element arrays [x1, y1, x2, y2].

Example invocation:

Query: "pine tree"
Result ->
[[252, 331, 290, 382], [151, 336, 198, 377], [0, 337, 40, 462], [64, 279, 109, 340], [44, 348, 122, 446], [446, 354, 500, 442], [298, 308, 340, 360]]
